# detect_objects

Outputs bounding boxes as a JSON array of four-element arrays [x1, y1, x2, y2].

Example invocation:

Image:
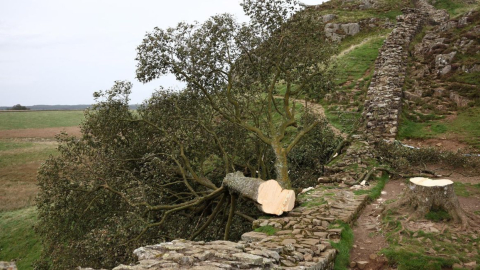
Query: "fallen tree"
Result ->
[[224, 171, 295, 215], [35, 1, 339, 268]]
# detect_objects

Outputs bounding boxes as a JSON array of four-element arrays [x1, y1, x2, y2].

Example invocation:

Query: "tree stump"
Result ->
[[384, 177, 480, 229], [223, 171, 295, 216]]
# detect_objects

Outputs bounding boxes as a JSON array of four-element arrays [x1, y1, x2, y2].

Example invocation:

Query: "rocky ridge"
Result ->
[[406, 9, 479, 115]]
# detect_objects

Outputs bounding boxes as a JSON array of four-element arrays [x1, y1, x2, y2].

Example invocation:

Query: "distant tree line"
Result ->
[[6, 104, 30, 110]]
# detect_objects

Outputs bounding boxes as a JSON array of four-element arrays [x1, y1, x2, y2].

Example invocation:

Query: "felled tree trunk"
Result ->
[[223, 171, 295, 216], [384, 177, 480, 229]]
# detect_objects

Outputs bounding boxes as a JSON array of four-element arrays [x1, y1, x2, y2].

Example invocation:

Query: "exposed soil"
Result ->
[[0, 126, 81, 139], [349, 165, 480, 270], [349, 179, 405, 270], [401, 138, 473, 153]]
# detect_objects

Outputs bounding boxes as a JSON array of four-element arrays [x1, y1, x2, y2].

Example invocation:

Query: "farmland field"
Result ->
[[0, 111, 85, 130], [0, 110, 85, 269]]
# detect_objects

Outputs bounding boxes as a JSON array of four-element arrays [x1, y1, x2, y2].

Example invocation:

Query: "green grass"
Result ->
[[432, 0, 474, 17], [381, 210, 480, 270], [0, 140, 35, 151], [0, 145, 57, 169], [300, 197, 328, 208], [448, 72, 480, 87], [447, 107, 480, 148], [454, 182, 480, 197], [0, 111, 84, 130], [323, 106, 361, 133], [425, 209, 452, 222], [335, 36, 386, 86], [339, 28, 391, 52], [398, 106, 480, 148], [254, 225, 279, 236], [314, 7, 404, 24], [0, 207, 41, 270], [353, 172, 390, 201], [398, 107, 480, 147], [397, 119, 449, 140], [330, 222, 354, 270], [382, 248, 456, 270]]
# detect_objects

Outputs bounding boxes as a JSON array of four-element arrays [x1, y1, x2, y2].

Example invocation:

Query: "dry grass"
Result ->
[[0, 162, 42, 211], [0, 138, 59, 211]]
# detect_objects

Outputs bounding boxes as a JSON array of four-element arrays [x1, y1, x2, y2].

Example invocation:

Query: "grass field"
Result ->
[[0, 208, 41, 269], [0, 111, 85, 268], [0, 111, 84, 130]]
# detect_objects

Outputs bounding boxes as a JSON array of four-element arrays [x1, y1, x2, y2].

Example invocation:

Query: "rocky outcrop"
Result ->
[[98, 189, 368, 270], [406, 9, 479, 113], [322, 14, 337, 23], [325, 22, 361, 41]]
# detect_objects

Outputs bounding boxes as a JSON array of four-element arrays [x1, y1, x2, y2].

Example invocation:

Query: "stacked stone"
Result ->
[[0, 262, 16, 270], [321, 136, 376, 184], [363, 8, 427, 140], [362, 0, 448, 140], [108, 189, 368, 270]]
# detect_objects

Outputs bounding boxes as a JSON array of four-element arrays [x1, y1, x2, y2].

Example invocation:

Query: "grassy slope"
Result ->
[[399, 107, 480, 148], [322, 35, 387, 133], [335, 36, 386, 86], [432, 0, 477, 17], [0, 111, 84, 130], [0, 207, 41, 270], [398, 2, 480, 149]]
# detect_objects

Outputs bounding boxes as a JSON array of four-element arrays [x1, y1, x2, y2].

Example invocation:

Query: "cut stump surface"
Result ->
[[223, 172, 295, 216]]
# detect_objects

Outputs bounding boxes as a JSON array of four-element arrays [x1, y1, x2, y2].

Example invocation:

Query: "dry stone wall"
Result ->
[[362, 7, 428, 140], [106, 189, 368, 270], [362, 0, 450, 140], [0, 262, 16, 270]]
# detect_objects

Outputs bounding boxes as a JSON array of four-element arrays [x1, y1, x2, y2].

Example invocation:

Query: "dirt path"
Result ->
[[349, 180, 402, 270], [349, 168, 480, 269]]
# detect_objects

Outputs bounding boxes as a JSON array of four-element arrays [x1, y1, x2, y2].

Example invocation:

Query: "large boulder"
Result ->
[[322, 14, 337, 23], [341, 23, 360, 36]]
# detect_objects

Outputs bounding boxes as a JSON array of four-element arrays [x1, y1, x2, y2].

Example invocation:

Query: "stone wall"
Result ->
[[362, 7, 428, 140], [0, 262, 16, 270], [106, 189, 368, 270], [362, 0, 450, 140]]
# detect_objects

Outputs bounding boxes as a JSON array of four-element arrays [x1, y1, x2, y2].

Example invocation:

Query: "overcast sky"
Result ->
[[0, 0, 324, 106]]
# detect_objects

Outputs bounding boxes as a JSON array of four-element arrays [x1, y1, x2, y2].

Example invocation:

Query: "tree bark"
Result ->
[[383, 177, 480, 229], [223, 171, 295, 216], [273, 142, 291, 189]]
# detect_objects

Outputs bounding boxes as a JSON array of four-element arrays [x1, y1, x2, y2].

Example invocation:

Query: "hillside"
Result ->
[[309, 0, 480, 151], [2, 0, 479, 269]]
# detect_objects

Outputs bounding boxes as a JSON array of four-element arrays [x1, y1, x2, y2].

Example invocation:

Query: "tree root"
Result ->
[[382, 180, 480, 231]]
